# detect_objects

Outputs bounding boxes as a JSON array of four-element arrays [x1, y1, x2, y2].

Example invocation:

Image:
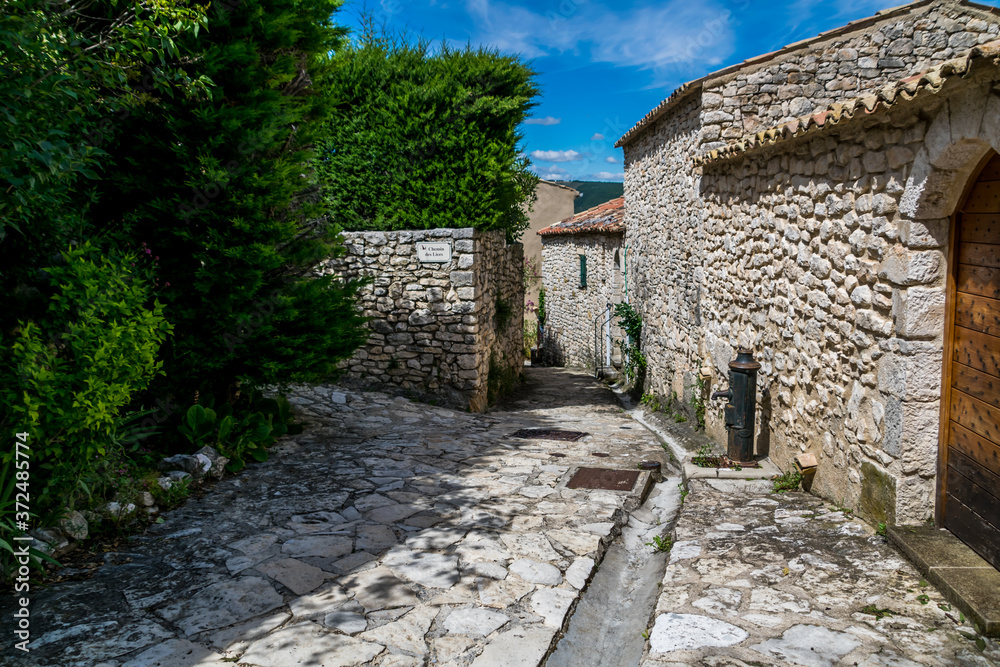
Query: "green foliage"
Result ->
[[693, 444, 722, 468], [860, 604, 895, 620], [177, 393, 303, 473], [0, 0, 210, 251], [89, 0, 368, 399], [316, 34, 539, 241], [772, 470, 804, 493], [689, 376, 706, 430], [0, 462, 60, 579], [495, 295, 514, 333], [877, 522, 888, 537], [150, 475, 191, 508], [645, 535, 673, 553], [613, 302, 646, 382], [487, 352, 520, 406], [537, 288, 547, 327], [0, 244, 170, 517], [523, 318, 538, 359]]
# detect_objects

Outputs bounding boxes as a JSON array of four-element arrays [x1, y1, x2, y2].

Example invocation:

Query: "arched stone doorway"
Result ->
[[938, 151, 1000, 570]]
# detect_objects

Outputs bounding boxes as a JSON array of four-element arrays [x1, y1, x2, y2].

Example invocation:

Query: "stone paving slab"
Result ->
[[639, 479, 1000, 667], [0, 369, 665, 667]]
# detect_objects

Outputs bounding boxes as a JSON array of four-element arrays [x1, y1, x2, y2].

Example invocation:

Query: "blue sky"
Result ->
[[339, 0, 1000, 182]]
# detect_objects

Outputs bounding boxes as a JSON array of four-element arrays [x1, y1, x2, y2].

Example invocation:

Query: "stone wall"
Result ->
[[322, 228, 524, 412], [700, 1, 1000, 150], [622, 94, 709, 412], [540, 233, 624, 369], [621, 2, 1000, 525]]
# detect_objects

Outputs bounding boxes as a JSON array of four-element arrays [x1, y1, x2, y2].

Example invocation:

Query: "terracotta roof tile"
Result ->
[[538, 197, 625, 236], [694, 38, 1000, 165]]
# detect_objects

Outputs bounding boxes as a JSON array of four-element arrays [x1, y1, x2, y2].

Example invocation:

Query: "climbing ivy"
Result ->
[[613, 302, 646, 382]]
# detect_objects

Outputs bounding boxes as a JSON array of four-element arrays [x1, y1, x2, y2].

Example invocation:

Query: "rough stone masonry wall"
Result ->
[[541, 234, 624, 369], [322, 228, 523, 412], [622, 94, 710, 413], [626, 67, 1000, 525], [700, 0, 1000, 151]]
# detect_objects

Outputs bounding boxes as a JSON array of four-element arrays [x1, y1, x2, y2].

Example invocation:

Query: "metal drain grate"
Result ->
[[509, 429, 588, 441], [566, 467, 640, 491]]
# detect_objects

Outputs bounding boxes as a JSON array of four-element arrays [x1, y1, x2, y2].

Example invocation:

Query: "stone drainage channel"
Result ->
[[545, 392, 687, 667]]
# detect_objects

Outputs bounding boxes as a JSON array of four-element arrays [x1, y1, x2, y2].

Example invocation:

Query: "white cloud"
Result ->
[[591, 171, 624, 181], [540, 173, 570, 181], [525, 116, 561, 126], [537, 165, 568, 174], [531, 149, 585, 162], [462, 0, 738, 74], [591, 133, 605, 140], [604, 156, 618, 163]]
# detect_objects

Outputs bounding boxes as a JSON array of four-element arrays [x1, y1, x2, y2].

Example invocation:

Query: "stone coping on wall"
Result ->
[[695, 38, 1000, 165]]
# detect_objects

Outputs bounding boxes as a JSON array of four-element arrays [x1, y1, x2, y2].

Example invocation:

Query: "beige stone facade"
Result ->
[[618, 0, 1000, 525], [523, 180, 579, 325], [322, 228, 524, 412], [539, 198, 626, 370]]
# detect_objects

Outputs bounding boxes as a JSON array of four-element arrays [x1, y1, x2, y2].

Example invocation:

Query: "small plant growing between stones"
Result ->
[[693, 443, 721, 468], [688, 376, 706, 430], [876, 522, 887, 536], [861, 604, 895, 620], [641, 628, 650, 640], [673, 413, 687, 423], [678, 482, 689, 503], [646, 535, 673, 553], [916, 593, 930, 605], [771, 470, 803, 493]]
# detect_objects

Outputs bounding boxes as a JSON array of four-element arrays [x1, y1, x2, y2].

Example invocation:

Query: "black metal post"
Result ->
[[711, 349, 761, 462]]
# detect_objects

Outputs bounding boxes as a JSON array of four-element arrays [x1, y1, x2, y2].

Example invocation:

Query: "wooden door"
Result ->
[[942, 152, 1000, 569]]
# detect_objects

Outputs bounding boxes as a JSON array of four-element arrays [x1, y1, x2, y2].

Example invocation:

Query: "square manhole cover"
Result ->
[[567, 467, 640, 491], [509, 429, 588, 441]]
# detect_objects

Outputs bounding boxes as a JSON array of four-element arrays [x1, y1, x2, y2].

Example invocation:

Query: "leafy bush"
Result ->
[[537, 288, 547, 327], [0, 244, 171, 519], [178, 393, 304, 472], [316, 34, 539, 241]]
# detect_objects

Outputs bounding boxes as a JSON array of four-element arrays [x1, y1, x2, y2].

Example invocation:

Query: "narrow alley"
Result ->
[[2, 368, 997, 666]]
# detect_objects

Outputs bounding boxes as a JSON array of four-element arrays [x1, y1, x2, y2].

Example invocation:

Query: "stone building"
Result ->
[[616, 0, 1000, 565], [321, 228, 524, 412], [539, 197, 626, 370], [522, 180, 580, 328]]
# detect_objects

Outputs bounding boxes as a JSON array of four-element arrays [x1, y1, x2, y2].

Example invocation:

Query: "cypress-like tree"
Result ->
[[92, 0, 368, 402]]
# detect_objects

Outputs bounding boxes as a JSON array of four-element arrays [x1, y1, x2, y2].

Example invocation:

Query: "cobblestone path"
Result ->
[[1, 368, 667, 667], [639, 478, 1000, 666], [3, 368, 998, 666]]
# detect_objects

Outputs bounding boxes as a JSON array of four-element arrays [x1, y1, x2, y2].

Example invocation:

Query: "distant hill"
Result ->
[[563, 181, 624, 213]]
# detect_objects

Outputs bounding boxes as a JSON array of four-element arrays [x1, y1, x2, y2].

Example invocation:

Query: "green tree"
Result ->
[[89, 0, 368, 402], [315, 33, 540, 240]]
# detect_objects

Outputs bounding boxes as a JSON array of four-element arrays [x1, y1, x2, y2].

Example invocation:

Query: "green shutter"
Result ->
[[579, 254, 587, 288]]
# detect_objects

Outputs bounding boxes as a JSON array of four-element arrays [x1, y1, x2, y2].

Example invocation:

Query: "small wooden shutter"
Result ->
[[579, 254, 587, 288]]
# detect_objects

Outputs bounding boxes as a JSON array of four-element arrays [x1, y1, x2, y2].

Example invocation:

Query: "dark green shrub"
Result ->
[[89, 0, 368, 403], [0, 244, 171, 518], [316, 36, 539, 241]]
